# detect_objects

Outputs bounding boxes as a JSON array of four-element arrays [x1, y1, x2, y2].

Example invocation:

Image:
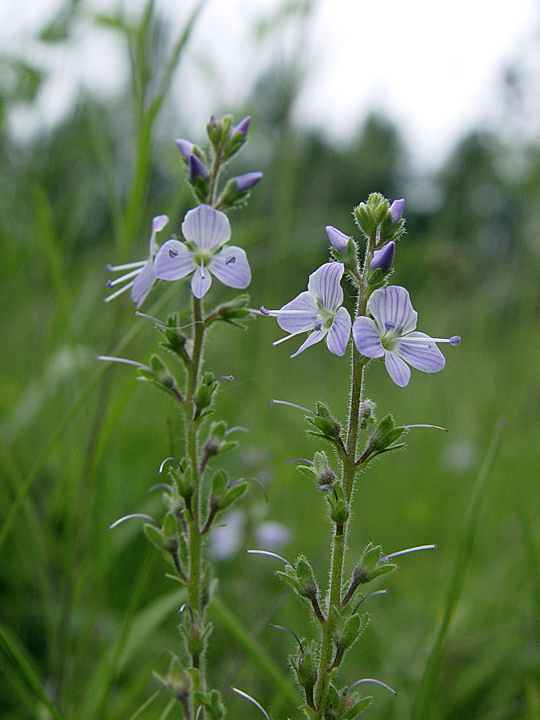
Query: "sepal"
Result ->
[[206, 294, 253, 329], [354, 543, 397, 585], [290, 639, 318, 692], [359, 414, 407, 466], [305, 402, 342, 447], [194, 689, 225, 720]]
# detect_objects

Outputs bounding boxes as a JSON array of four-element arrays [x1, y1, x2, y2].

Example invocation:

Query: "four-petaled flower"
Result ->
[[264, 262, 352, 358], [154, 204, 251, 298], [105, 215, 169, 307], [352, 285, 460, 387]]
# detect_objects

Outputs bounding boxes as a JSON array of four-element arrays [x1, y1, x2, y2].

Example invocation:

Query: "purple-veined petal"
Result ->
[[307, 262, 344, 312], [326, 307, 351, 356], [154, 240, 196, 281], [396, 332, 446, 373], [352, 317, 385, 359], [290, 329, 326, 358], [385, 352, 411, 387], [210, 246, 251, 289], [191, 262, 212, 298], [276, 291, 319, 333], [131, 259, 155, 307], [368, 286, 417, 336], [182, 204, 231, 251], [149, 214, 169, 254]]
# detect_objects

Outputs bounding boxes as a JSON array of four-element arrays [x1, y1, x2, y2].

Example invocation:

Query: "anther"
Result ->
[[225, 256, 236, 265], [169, 248, 179, 258]]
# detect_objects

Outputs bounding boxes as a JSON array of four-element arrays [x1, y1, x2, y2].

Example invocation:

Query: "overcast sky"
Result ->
[[3, 0, 540, 167]]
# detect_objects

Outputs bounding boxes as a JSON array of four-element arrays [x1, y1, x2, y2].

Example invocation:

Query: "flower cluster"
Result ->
[[105, 115, 261, 307], [266, 198, 460, 386]]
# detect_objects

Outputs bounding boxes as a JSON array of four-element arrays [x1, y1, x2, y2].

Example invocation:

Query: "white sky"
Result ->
[[2, 0, 539, 167]]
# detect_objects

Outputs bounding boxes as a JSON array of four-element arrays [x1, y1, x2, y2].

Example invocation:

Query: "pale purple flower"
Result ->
[[371, 241, 395, 273], [263, 262, 351, 358], [352, 285, 460, 387], [235, 172, 263, 192], [105, 215, 169, 307], [325, 225, 348, 254], [154, 204, 251, 298], [389, 198, 405, 225]]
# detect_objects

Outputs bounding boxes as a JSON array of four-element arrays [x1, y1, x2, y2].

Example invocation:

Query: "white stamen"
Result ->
[[107, 268, 142, 287], [380, 544, 437, 562], [97, 355, 152, 372], [107, 260, 146, 272], [104, 281, 134, 303]]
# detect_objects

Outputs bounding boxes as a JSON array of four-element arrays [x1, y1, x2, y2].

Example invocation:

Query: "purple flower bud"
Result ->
[[188, 153, 208, 182], [175, 138, 194, 159], [325, 225, 348, 254], [389, 198, 405, 225], [371, 241, 395, 273], [235, 171, 263, 193], [231, 116, 251, 140]]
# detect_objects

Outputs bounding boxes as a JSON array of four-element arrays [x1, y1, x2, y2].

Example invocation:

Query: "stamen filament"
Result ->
[[97, 355, 152, 372], [107, 260, 146, 272], [104, 281, 134, 302], [107, 268, 142, 286], [380, 544, 437, 562], [109, 513, 160, 529], [344, 678, 397, 696], [270, 399, 316, 415]]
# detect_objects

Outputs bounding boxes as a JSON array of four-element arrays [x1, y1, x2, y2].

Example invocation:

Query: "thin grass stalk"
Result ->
[[414, 418, 506, 720]]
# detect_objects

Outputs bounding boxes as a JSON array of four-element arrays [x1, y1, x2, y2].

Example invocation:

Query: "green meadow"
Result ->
[[1, 3, 540, 719]]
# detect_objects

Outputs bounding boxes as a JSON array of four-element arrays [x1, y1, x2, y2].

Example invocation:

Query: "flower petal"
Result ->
[[326, 306, 351, 356], [352, 317, 384, 359], [396, 332, 446, 373], [149, 215, 169, 254], [154, 240, 196, 281], [130, 259, 155, 307], [307, 262, 344, 312], [290, 329, 326, 358], [368, 286, 417, 336], [384, 352, 411, 387], [191, 263, 212, 298], [182, 204, 231, 250], [209, 246, 251, 289], [276, 291, 319, 333]]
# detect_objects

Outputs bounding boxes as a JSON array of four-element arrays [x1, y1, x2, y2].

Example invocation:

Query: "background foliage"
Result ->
[[1, 2, 540, 719]]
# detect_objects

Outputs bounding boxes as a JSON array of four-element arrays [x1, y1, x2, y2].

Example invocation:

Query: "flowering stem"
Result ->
[[314, 264, 370, 715], [183, 293, 206, 700]]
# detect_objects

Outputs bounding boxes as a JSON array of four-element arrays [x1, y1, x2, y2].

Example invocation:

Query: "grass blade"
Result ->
[[413, 417, 506, 720], [0, 622, 63, 720]]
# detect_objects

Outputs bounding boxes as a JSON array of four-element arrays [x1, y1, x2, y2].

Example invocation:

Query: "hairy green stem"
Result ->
[[314, 258, 371, 715], [183, 295, 206, 705]]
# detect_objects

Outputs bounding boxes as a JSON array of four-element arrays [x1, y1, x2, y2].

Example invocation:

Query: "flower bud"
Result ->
[[370, 241, 395, 273], [230, 115, 251, 140], [325, 225, 348, 254], [175, 138, 194, 159], [188, 153, 208, 182], [235, 171, 263, 193], [389, 198, 405, 225]]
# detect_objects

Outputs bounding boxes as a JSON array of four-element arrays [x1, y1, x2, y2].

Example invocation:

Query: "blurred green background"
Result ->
[[1, 1, 540, 719]]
